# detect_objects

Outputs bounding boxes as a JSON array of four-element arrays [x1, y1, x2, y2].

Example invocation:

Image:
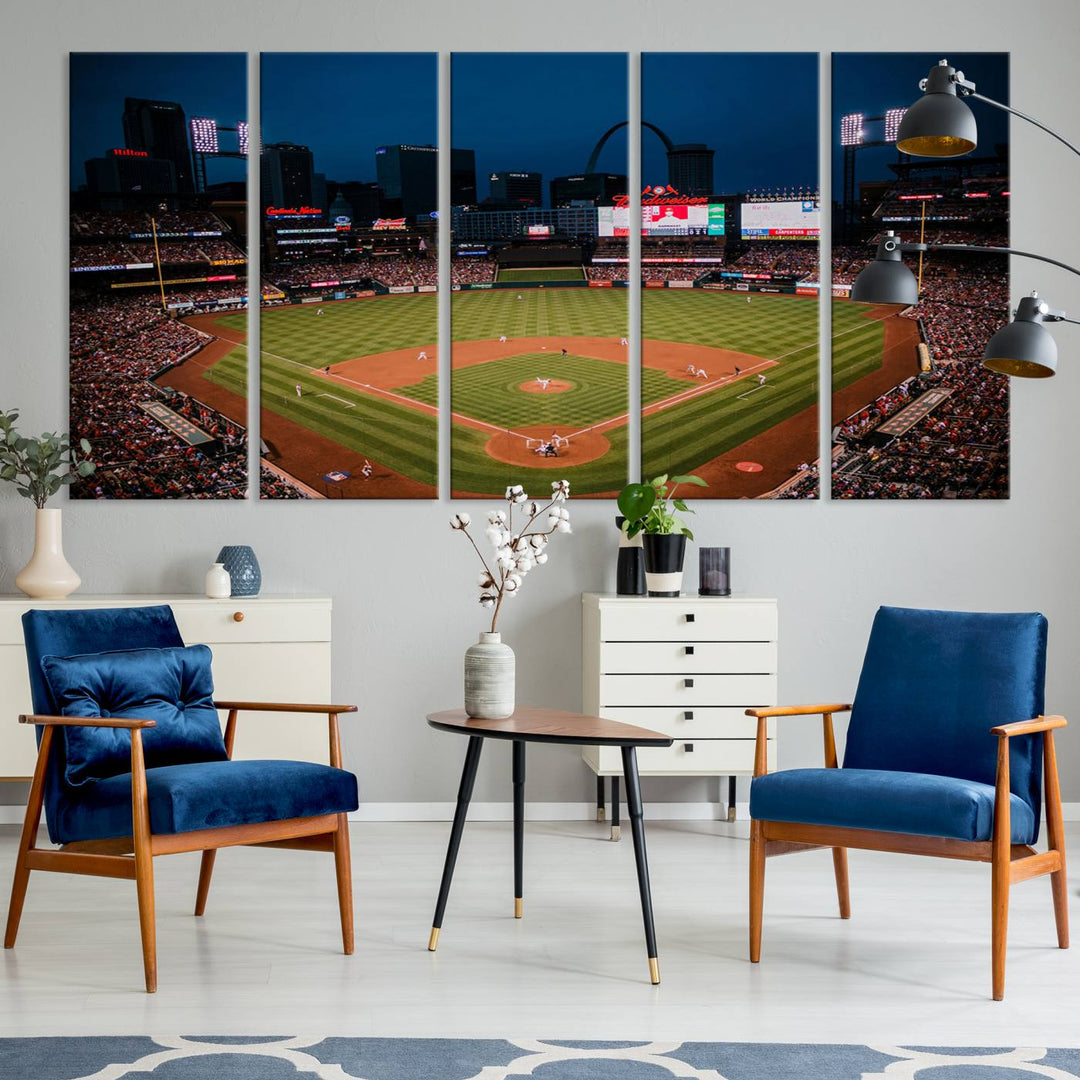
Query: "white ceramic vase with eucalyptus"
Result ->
[[451, 480, 572, 720], [15, 508, 81, 599]]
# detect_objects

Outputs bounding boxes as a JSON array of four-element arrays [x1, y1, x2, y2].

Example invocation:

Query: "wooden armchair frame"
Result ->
[[4, 700, 358, 993], [747, 703, 1069, 1001]]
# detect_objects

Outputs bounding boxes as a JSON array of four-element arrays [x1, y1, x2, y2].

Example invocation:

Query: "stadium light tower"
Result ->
[[839, 108, 907, 235], [851, 231, 1080, 377], [897, 60, 1080, 160], [189, 116, 248, 192]]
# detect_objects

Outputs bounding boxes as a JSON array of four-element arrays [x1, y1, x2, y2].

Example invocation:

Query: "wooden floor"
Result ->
[[1, 820, 1077, 1045]]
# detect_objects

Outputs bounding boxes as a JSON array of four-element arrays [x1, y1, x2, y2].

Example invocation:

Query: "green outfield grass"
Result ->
[[496, 267, 586, 282], [199, 288, 893, 497]]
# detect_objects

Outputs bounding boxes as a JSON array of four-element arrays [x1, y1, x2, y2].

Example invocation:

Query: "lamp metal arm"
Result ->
[[898, 242, 1080, 281], [964, 89, 1080, 161]]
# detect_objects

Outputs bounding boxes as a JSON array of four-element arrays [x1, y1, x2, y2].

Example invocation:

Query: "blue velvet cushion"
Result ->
[[40, 645, 228, 786], [843, 606, 1047, 831], [750, 768, 1037, 844], [51, 759, 360, 843], [23, 605, 186, 846]]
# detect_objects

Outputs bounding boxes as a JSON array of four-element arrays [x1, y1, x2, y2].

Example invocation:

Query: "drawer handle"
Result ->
[[233, 611, 245, 623], [684, 710, 694, 721], [684, 678, 694, 689], [684, 645, 695, 655], [685, 613, 696, 623], [684, 742, 694, 752]]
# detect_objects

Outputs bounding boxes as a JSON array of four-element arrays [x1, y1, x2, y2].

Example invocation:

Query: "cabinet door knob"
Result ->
[[684, 742, 694, 753], [684, 645, 695, 655], [684, 678, 694, 689], [233, 611, 245, 623], [684, 710, 694, 721], [685, 613, 696, 623]]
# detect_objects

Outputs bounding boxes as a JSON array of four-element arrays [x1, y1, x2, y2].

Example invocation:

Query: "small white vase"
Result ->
[[15, 508, 81, 600], [464, 631, 515, 719], [204, 562, 231, 599]]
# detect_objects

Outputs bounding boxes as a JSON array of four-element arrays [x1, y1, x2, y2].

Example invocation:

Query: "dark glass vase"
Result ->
[[641, 533, 687, 597], [615, 515, 646, 596]]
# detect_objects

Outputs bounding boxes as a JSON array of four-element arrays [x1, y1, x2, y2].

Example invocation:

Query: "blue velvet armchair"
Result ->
[[4, 605, 360, 992], [747, 606, 1068, 1000]]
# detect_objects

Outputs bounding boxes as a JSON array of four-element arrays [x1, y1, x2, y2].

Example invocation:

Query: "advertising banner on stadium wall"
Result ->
[[388, 285, 416, 294]]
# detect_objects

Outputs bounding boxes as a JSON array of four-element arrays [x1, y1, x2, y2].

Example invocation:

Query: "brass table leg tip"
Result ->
[[596, 808, 605, 822], [648, 957, 660, 985], [514, 898, 523, 919], [610, 826, 621, 842], [427, 927, 440, 951]]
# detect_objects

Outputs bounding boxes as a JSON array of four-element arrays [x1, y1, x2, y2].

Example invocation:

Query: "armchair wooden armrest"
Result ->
[[990, 715, 1067, 738], [19, 713, 157, 729], [213, 701, 357, 714], [745, 704, 852, 777], [213, 702, 357, 768]]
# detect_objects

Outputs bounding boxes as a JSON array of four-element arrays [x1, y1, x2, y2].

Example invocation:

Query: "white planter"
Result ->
[[15, 508, 81, 600], [464, 631, 515, 719], [204, 562, 231, 599]]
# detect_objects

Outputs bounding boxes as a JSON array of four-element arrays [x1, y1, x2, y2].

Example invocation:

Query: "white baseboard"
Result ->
[[3, 802, 1080, 826]]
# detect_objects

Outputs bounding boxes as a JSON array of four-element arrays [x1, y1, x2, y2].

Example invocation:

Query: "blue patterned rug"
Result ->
[[2, 1038, 1079, 1079]]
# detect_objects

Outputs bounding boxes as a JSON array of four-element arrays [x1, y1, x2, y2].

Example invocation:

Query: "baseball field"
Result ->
[[172, 287, 893, 499]]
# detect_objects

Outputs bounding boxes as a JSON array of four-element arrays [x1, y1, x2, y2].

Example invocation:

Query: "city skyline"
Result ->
[[70, 53, 246, 191]]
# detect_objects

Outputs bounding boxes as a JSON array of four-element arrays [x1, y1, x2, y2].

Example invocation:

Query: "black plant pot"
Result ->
[[615, 515, 646, 596], [641, 533, 687, 597]]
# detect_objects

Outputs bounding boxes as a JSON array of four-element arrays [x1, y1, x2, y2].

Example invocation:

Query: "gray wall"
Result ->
[[3, 0, 1079, 807]]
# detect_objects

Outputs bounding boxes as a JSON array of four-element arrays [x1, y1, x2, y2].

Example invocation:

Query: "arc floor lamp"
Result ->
[[850, 59, 1080, 378]]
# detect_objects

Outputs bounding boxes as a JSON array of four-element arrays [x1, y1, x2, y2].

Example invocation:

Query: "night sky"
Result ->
[[69, 53, 247, 191], [642, 53, 818, 194], [261, 53, 437, 182], [832, 52, 1009, 200], [453, 53, 628, 206]]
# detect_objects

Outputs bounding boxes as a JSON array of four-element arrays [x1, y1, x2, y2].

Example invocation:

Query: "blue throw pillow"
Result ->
[[40, 644, 228, 786]]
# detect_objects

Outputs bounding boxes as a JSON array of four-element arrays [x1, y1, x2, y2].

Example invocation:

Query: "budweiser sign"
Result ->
[[614, 185, 709, 208]]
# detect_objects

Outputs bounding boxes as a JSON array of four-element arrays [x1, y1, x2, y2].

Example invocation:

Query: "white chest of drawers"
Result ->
[[0, 594, 334, 782], [581, 593, 778, 825]]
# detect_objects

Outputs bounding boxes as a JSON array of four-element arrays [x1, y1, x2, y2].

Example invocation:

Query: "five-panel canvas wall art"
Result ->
[[68, 51, 1010, 501]]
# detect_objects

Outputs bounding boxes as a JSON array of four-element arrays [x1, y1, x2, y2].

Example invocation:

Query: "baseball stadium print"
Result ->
[[69, 53, 249, 499], [831, 52, 1010, 499], [641, 52, 821, 499], [258, 53, 438, 500], [450, 52, 630, 498]]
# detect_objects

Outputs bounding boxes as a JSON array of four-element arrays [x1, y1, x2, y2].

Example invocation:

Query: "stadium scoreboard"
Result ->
[[740, 199, 820, 240]]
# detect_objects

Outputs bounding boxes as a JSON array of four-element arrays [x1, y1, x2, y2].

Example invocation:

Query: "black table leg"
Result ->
[[513, 740, 525, 919], [429, 735, 484, 951], [621, 745, 660, 984], [728, 775, 738, 823], [596, 774, 606, 823], [610, 775, 621, 841]]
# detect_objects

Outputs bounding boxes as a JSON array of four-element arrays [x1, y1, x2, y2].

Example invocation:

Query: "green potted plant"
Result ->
[[617, 474, 707, 596], [0, 408, 95, 599]]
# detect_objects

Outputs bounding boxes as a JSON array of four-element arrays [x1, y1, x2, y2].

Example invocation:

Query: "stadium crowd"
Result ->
[[451, 259, 497, 284]]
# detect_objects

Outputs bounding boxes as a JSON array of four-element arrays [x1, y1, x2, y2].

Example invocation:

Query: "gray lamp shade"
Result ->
[[982, 319, 1058, 378], [896, 63, 978, 157], [850, 257, 919, 305]]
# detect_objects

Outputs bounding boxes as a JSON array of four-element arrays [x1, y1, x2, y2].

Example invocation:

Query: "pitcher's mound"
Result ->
[[485, 425, 610, 468], [519, 379, 573, 394]]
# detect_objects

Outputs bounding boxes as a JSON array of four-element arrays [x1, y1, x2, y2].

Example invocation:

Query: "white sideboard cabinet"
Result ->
[[582, 592, 778, 836], [0, 594, 334, 781]]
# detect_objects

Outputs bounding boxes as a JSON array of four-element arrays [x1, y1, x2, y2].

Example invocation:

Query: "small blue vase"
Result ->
[[217, 545, 261, 597]]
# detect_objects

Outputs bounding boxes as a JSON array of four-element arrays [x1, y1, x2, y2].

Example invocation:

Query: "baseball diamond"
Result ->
[[165, 286, 898, 499]]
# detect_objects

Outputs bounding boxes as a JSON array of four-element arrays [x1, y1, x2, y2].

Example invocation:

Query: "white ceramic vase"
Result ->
[[204, 562, 231, 599], [464, 631, 515, 719], [15, 508, 81, 600]]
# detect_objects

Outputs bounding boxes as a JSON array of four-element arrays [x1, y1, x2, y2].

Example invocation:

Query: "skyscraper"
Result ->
[[376, 145, 438, 218], [488, 171, 543, 206], [666, 144, 715, 196], [122, 98, 194, 194], [260, 142, 316, 210], [451, 148, 477, 206]]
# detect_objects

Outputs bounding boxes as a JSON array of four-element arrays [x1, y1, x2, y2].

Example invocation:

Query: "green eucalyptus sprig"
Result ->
[[618, 474, 707, 540], [0, 409, 95, 509]]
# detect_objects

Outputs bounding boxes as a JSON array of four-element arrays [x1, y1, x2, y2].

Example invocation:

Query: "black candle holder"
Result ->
[[698, 547, 731, 596]]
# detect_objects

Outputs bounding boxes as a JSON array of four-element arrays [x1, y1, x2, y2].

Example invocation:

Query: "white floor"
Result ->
[[1, 819, 1077, 1047]]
